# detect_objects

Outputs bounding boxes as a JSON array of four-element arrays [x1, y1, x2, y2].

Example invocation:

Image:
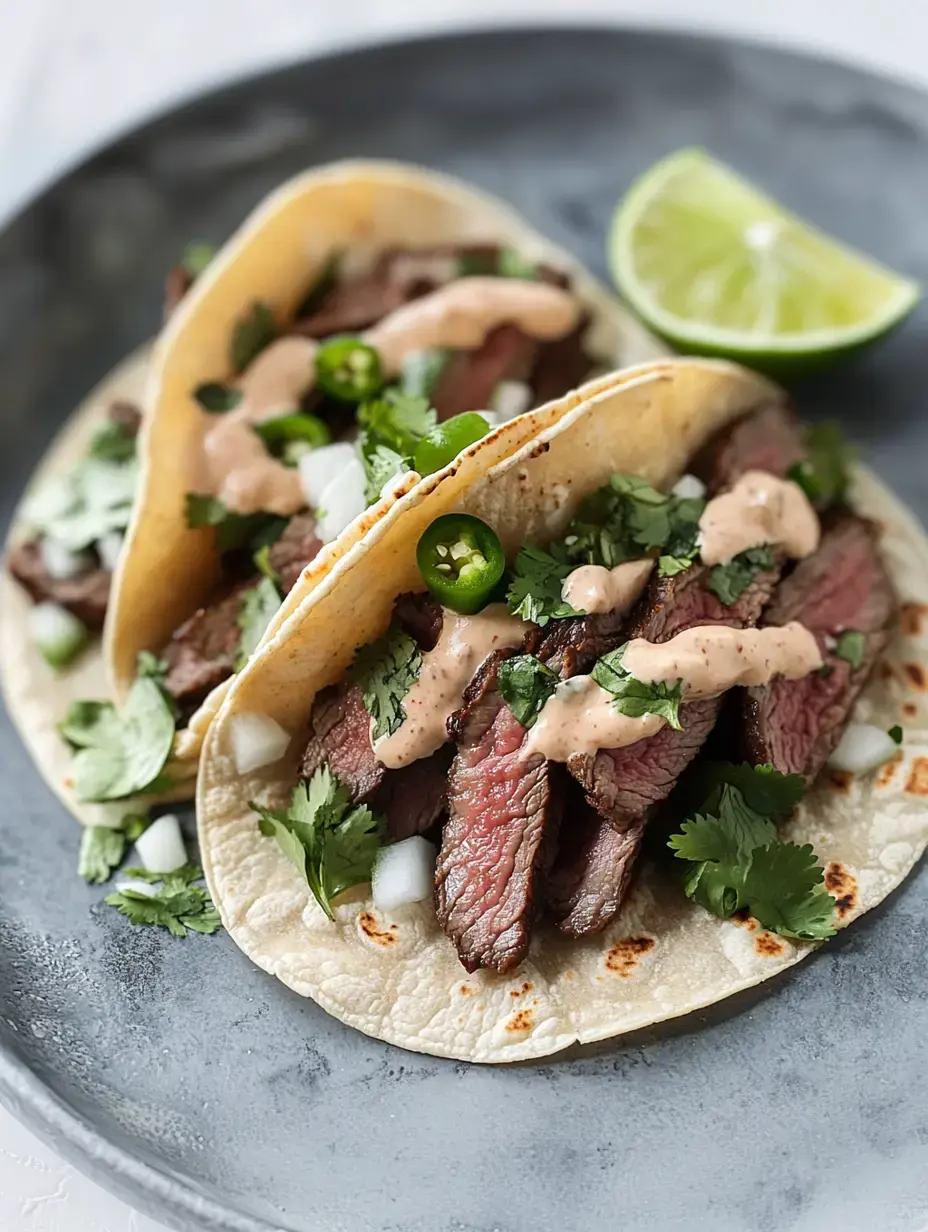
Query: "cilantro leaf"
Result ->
[[358, 389, 436, 457], [252, 766, 385, 919], [787, 422, 855, 509], [497, 248, 537, 280], [835, 629, 865, 669], [591, 646, 685, 729], [708, 545, 776, 606], [184, 495, 287, 555], [498, 655, 559, 728], [349, 626, 421, 741], [136, 650, 168, 685], [563, 475, 704, 570], [231, 302, 277, 373], [26, 458, 137, 551], [889, 724, 904, 745], [401, 349, 451, 399], [360, 438, 410, 505], [193, 383, 243, 413], [65, 678, 175, 803], [79, 826, 127, 884], [506, 544, 579, 626], [253, 543, 279, 585], [89, 419, 137, 463], [181, 241, 215, 279], [104, 864, 221, 937], [185, 492, 229, 531], [668, 762, 836, 940], [236, 578, 281, 670]]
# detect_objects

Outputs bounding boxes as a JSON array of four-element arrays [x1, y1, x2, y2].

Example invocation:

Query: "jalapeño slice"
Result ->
[[417, 514, 506, 615]]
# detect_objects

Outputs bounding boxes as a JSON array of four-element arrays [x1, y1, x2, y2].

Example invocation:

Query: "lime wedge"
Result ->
[[609, 148, 919, 371]]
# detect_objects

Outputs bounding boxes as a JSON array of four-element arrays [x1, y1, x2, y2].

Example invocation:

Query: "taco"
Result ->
[[197, 357, 927, 1062], [4, 161, 659, 826]]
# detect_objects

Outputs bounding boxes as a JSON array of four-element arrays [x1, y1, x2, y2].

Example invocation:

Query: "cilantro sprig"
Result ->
[[349, 626, 422, 741], [356, 389, 436, 503], [506, 544, 579, 626], [78, 813, 149, 884], [591, 646, 685, 729], [498, 654, 559, 728], [835, 629, 865, 669], [59, 678, 176, 803], [236, 577, 281, 670], [564, 475, 704, 572], [668, 763, 836, 940], [252, 766, 385, 920], [105, 864, 221, 937], [787, 422, 854, 509], [708, 545, 776, 606]]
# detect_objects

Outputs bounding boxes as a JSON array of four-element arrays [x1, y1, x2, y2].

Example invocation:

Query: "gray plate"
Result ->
[[1, 26, 927, 1232]]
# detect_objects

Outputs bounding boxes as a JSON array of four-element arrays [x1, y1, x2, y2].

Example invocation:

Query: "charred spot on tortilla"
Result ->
[[899, 602, 928, 638], [824, 862, 858, 919], [875, 752, 903, 788], [358, 912, 399, 946], [903, 662, 927, 690], [905, 757, 928, 796], [828, 770, 854, 794], [506, 1009, 534, 1033], [605, 936, 655, 976], [754, 932, 786, 957], [903, 702, 919, 719]]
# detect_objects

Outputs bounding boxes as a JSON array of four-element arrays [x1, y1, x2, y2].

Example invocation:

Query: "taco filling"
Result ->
[[158, 246, 595, 718], [234, 397, 896, 974]]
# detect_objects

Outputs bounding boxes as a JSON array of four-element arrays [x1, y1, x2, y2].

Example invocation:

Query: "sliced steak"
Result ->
[[106, 400, 143, 435], [437, 650, 562, 973], [690, 400, 804, 496], [545, 788, 646, 938], [300, 594, 448, 838], [162, 579, 252, 708], [293, 246, 499, 338], [529, 317, 593, 407], [164, 265, 193, 319], [741, 514, 896, 781], [8, 539, 111, 628], [431, 324, 537, 421], [267, 511, 323, 593]]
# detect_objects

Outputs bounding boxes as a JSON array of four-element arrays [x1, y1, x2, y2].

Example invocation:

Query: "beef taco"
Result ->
[[5, 161, 658, 827], [198, 357, 928, 1062]]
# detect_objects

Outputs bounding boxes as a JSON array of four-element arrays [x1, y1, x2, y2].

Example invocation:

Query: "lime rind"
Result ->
[[609, 148, 920, 365]]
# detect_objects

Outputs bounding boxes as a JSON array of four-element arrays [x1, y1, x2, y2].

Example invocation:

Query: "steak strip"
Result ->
[[740, 513, 896, 781]]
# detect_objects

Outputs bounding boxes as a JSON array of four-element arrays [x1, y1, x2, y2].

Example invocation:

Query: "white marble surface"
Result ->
[[1, 1, 925, 1229]]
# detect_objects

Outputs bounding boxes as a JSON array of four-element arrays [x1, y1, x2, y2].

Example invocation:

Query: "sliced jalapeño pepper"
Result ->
[[417, 514, 506, 615], [412, 412, 490, 477], [252, 413, 331, 463], [315, 337, 384, 403]]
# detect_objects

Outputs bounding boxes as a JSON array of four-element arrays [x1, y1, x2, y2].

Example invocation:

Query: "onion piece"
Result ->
[[477, 410, 500, 428], [298, 442, 357, 508], [41, 536, 93, 580], [672, 473, 707, 500], [97, 530, 124, 572], [372, 836, 436, 911], [828, 723, 900, 774], [113, 878, 159, 898], [134, 814, 187, 874], [28, 602, 88, 669], [490, 380, 533, 422], [229, 712, 291, 774], [317, 457, 366, 543]]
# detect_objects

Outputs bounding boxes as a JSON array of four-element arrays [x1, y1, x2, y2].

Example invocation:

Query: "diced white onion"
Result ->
[[40, 536, 93, 580], [28, 602, 88, 670], [97, 530, 124, 572], [828, 723, 900, 774], [672, 473, 707, 500], [477, 410, 500, 428], [490, 380, 533, 422], [371, 837, 436, 911], [114, 878, 159, 898], [317, 457, 366, 543], [298, 442, 357, 508], [22, 477, 77, 530], [134, 814, 187, 874], [229, 712, 291, 775]]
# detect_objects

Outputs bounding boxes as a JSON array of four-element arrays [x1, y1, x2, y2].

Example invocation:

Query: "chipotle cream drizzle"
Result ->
[[525, 621, 823, 762], [560, 559, 653, 615], [364, 277, 580, 376], [201, 278, 580, 516], [373, 604, 529, 770], [698, 470, 820, 565]]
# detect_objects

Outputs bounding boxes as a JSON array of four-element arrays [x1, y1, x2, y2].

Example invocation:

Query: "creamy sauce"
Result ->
[[524, 676, 664, 761], [364, 277, 580, 376], [698, 470, 820, 565], [202, 277, 580, 516], [373, 604, 529, 769], [621, 621, 823, 693], [561, 559, 653, 615], [203, 337, 317, 517], [525, 621, 823, 762]]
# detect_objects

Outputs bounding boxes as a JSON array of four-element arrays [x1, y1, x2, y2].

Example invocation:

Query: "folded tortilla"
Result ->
[[196, 357, 928, 1062], [3, 161, 661, 828], [106, 159, 664, 775]]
